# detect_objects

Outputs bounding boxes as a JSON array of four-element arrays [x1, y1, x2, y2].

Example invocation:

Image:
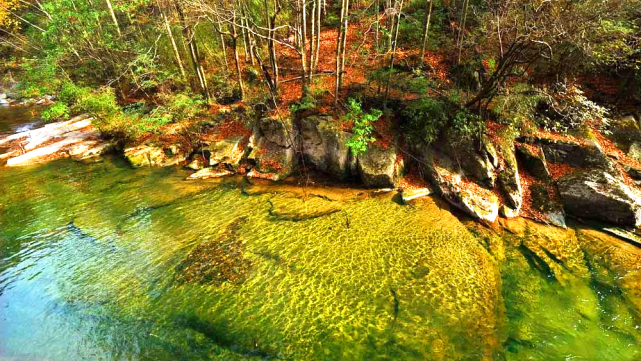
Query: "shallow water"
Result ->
[[0, 141, 640, 360]]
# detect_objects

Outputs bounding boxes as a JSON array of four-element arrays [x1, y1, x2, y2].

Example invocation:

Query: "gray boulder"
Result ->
[[558, 170, 641, 226], [357, 144, 403, 188], [416, 147, 499, 223], [300, 116, 355, 180], [247, 117, 297, 180], [435, 136, 496, 187], [516, 143, 550, 179], [539, 138, 609, 168]]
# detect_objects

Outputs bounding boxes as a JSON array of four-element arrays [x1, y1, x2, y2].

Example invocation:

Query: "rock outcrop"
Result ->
[[498, 145, 522, 217], [417, 147, 499, 223], [300, 115, 355, 180], [516, 142, 550, 179], [247, 117, 297, 181], [0, 115, 111, 167], [357, 143, 403, 188], [558, 170, 641, 226], [124, 143, 187, 168]]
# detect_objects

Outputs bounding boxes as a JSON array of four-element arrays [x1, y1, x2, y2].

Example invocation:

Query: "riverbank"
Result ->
[[3, 110, 641, 236]]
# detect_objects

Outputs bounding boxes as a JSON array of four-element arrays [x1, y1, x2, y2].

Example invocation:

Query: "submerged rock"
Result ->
[[187, 167, 234, 180], [558, 170, 641, 226], [175, 218, 251, 286], [357, 144, 403, 188], [401, 188, 432, 204]]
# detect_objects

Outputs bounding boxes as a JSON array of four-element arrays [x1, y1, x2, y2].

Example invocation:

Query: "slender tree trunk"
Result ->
[[310, 0, 316, 80], [231, 16, 245, 100], [161, 8, 186, 78], [339, 0, 349, 87], [176, 4, 210, 99], [384, 0, 403, 107], [265, 0, 280, 90], [457, 0, 469, 64], [300, 0, 308, 98], [334, 0, 347, 106], [105, 0, 121, 36], [313, 0, 321, 71], [419, 0, 433, 67]]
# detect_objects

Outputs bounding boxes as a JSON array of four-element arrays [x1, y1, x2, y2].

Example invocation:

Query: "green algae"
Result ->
[[0, 158, 640, 360]]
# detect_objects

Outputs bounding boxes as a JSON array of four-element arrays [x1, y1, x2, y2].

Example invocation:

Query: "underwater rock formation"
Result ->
[[175, 218, 251, 286]]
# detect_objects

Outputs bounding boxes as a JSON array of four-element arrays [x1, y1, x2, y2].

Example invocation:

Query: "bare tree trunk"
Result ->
[[231, 15, 245, 100], [265, 0, 281, 90], [334, 0, 347, 106], [419, 0, 433, 67], [300, 0, 308, 98], [310, 0, 316, 79], [457, 0, 469, 64], [339, 0, 349, 87], [176, 4, 210, 99], [105, 0, 121, 36], [160, 7, 186, 78], [384, 0, 403, 107], [313, 0, 321, 72]]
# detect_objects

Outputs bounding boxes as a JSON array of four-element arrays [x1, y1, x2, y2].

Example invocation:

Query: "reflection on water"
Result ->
[[0, 157, 640, 360], [0, 106, 42, 135]]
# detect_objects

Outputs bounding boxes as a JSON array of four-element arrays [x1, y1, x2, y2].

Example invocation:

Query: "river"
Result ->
[[0, 110, 640, 360]]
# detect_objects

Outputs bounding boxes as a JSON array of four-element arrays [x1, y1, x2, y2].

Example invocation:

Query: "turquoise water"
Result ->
[[0, 119, 640, 360]]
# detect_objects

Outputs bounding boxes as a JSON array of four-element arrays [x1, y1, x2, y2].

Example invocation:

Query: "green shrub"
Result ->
[[41, 102, 70, 122], [401, 98, 447, 144], [345, 98, 382, 156], [58, 82, 90, 104], [451, 107, 484, 140]]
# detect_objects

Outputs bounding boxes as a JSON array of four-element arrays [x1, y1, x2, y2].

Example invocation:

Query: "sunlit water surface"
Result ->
[[0, 117, 640, 361]]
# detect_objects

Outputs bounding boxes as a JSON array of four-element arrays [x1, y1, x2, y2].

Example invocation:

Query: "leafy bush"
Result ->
[[401, 98, 448, 144], [344, 98, 382, 155], [41, 102, 70, 122], [451, 107, 484, 140], [535, 84, 609, 132], [159, 92, 205, 121]]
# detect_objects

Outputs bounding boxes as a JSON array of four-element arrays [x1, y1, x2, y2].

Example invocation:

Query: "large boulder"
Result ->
[[434, 135, 496, 187], [539, 138, 609, 168], [300, 115, 356, 180], [516, 142, 550, 179], [416, 147, 499, 223], [205, 135, 249, 168], [357, 144, 403, 188], [246, 117, 297, 181], [558, 170, 641, 226]]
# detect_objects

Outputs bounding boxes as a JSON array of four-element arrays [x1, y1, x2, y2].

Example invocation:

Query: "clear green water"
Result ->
[[0, 157, 640, 360]]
